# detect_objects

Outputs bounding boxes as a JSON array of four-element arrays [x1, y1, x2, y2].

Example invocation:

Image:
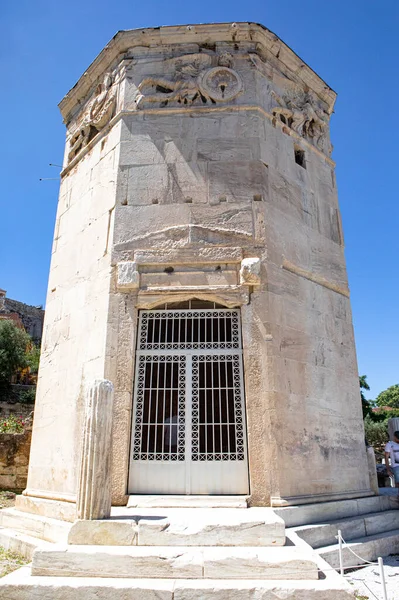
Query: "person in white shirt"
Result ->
[[384, 430, 399, 498]]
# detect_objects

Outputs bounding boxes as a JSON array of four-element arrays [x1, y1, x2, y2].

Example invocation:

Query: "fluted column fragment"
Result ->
[[77, 379, 114, 520]]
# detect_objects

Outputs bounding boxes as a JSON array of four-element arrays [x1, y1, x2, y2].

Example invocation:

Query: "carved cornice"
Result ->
[[59, 23, 336, 123]]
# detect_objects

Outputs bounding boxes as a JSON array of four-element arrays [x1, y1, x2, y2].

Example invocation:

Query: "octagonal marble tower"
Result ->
[[23, 22, 371, 514]]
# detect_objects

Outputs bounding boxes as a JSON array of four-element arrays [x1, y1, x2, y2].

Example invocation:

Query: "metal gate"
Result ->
[[128, 305, 249, 494]]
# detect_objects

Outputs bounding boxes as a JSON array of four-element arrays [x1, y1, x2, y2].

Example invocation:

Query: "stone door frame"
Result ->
[[107, 282, 275, 507]]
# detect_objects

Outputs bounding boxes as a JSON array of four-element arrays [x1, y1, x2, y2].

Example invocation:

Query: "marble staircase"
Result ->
[[0, 502, 355, 599], [275, 492, 399, 570]]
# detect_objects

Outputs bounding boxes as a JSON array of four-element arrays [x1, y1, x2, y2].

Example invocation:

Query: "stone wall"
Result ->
[[25, 23, 370, 508], [25, 116, 118, 501], [0, 402, 34, 420], [0, 428, 32, 491], [0, 296, 44, 343]]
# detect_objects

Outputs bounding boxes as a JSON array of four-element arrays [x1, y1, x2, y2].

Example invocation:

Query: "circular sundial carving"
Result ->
[[198, 67, 243, 102]]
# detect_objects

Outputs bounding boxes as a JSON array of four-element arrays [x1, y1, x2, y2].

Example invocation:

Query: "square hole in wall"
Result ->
[[294, 147, 306, 168]]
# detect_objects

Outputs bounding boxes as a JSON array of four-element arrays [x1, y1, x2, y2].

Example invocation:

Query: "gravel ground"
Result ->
[[0, 491, 25, 578], [346, 555, 399, 600], [0, 547, 28, 578], [0, 491, 16, 510]]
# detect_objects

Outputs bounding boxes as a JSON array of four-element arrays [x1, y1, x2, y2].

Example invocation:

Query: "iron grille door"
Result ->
[[128, 309, 249, 495]]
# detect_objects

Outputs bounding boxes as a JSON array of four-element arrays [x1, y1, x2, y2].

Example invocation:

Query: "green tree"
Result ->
[[376, 384, 399, 409], [25, 344, 40, 375], [359, 375, 372, 418], [364, 416, 389, 452], [0, 320, 32, 394]]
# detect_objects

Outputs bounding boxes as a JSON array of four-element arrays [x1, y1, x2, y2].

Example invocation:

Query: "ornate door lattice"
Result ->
[[128, 303, 249, 495]]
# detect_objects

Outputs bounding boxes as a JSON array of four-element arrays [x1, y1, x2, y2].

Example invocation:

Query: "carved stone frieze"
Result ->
[[68, 73, 117, 163], [198, 66, 242, 102], [136, 52, 243, 109], [271, 89, 332, 156]]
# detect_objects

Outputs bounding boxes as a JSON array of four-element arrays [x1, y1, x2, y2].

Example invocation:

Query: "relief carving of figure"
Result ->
[[271, 90, 331, 155], [136, 52, 242, 109], [68, 73, 117, 163], [136, 54, 212, 108]]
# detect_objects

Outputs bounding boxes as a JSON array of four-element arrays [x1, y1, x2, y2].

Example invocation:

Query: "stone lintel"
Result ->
[[138, 284, 244, 295], [134, 247, 243, 266], [136, 289, 249, 309], [117, 252, 260, 297]]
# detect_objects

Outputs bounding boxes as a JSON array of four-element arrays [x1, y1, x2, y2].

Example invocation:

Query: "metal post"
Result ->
[[378, 557, 388, 600], [338, 529, 344, 576]]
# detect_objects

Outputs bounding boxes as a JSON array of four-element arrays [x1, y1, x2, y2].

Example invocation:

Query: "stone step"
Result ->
[[316, 528, 399, 569], [0, 526, 52, 560], [0, 566, 355, 600], [69, 507, 285, 547], [0, 508, 71, 544], [291, 509, 399, 549], [15, 494, 77, 523], [31, 545, 319, 580], [127, 495, 248, 508], [274, 494, 397, 527]]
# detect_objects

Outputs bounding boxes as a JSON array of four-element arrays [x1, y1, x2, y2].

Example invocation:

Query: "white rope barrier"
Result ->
[[336, 531, 376, 565], [336, 530, 388, 600]]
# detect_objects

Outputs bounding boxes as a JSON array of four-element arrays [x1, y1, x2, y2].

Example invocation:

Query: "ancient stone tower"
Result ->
[[23, 22, 371, 515]]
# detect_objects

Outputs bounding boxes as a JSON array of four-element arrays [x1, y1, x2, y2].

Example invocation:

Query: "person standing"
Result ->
[[384, 431, 399, 498]]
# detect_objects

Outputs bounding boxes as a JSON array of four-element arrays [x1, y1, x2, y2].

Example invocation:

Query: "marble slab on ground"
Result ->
[[31, 545, 318, 580], [68, 506, 285, 547], [0, 566, 356, 600]]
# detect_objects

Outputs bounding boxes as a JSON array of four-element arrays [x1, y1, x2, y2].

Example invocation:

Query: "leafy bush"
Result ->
[[25, 344, 40, 375], [364, 416, 389, 452], [0, 414, 25, 434], [0, 321, 35, 393], [17, 388, 36, 404]]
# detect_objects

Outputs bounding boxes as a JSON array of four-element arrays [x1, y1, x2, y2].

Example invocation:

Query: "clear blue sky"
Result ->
[[1, 1, 398, 400]]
